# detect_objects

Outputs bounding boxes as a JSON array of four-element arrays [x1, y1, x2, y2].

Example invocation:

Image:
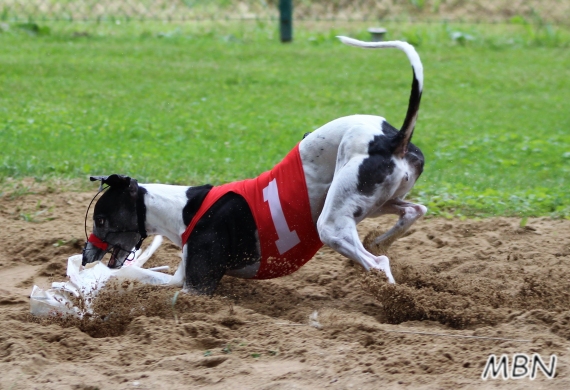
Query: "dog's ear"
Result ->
[[90, 174, 132, 189], [90, 175, 108, 191], [90, 175, 108, 183]]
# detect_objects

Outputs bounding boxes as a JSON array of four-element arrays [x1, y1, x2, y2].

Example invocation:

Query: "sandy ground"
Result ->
[[1, 187, 569, 389]]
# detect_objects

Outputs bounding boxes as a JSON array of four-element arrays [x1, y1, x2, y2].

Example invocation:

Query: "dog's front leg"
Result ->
[[367, 198, 427, 253], [168, 250, 186, 287]]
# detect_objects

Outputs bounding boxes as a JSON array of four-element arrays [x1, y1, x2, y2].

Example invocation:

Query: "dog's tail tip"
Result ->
[[336, 36, 423, 83], [337, 35, 364, 49], [337, 35, 385, 47], [337, 35, 423, 158], [337, 36, 412, 49], [337, 35, 394, 48]]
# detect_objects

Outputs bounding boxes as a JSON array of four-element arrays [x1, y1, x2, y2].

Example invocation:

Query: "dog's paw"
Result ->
[[403, 203, 427, 220], [415, 204, 428, 216]]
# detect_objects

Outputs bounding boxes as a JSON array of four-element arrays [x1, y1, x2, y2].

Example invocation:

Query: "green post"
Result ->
[[279, 0, 292, 43]]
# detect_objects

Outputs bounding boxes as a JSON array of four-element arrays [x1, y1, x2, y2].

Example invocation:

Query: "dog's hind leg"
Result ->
[[319, 215, 395, 283], [316, 157, 398, 283], [365, 199, 427, 254]]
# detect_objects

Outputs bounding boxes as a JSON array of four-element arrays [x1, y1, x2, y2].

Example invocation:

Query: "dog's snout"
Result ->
[[82, 242, 105, 266]]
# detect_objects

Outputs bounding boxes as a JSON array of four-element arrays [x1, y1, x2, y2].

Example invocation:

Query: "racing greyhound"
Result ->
[[82, 36, 427, 295]]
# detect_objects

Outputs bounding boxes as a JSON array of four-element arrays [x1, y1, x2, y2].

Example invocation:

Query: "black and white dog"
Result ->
[[82, 37, 427, 295]]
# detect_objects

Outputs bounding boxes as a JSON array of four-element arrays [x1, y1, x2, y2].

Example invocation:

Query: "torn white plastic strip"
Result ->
[[30, 235, 174, 318]]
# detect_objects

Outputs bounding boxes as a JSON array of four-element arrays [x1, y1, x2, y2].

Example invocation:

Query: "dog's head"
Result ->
[[82, 174, 147, 268]]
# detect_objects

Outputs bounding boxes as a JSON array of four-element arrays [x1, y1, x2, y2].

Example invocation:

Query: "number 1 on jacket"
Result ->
[[263, 179, 301, 255]]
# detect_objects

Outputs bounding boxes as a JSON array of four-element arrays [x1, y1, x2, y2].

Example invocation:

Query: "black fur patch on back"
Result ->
[[356, 121, 400, 196], [183, 185, 214, 226]]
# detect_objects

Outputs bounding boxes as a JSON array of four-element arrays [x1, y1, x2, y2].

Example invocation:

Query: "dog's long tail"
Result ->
[[337, 36, 423, 157]]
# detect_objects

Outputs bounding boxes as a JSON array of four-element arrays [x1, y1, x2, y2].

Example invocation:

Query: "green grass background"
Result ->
[[1, 21, 569, 217]]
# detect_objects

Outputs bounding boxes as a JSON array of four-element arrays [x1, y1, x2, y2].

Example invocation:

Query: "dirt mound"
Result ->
[[361, 223, 570, 330], [362, 269, 505, 328], [1, 189, 570, 388]]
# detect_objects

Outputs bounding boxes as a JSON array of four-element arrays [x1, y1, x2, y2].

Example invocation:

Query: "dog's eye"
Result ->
[[95, 218, 105, 227]]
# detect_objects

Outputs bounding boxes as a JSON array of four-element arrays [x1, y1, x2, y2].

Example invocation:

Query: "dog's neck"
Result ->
[[140, 184, 190, 247]]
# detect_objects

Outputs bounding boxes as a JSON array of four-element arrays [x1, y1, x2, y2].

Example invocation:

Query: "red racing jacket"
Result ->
[[181, 143, 323, 279]]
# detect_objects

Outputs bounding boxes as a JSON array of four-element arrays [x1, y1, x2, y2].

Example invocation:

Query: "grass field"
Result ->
[[1, 21, 569, 217]]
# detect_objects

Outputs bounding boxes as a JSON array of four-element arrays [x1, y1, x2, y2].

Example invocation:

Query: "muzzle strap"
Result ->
[[135, 186, 148, 251], [88, 233, 109, 251]]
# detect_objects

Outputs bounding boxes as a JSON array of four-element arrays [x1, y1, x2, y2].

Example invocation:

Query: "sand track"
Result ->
[[0, 189, 569, 389]]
